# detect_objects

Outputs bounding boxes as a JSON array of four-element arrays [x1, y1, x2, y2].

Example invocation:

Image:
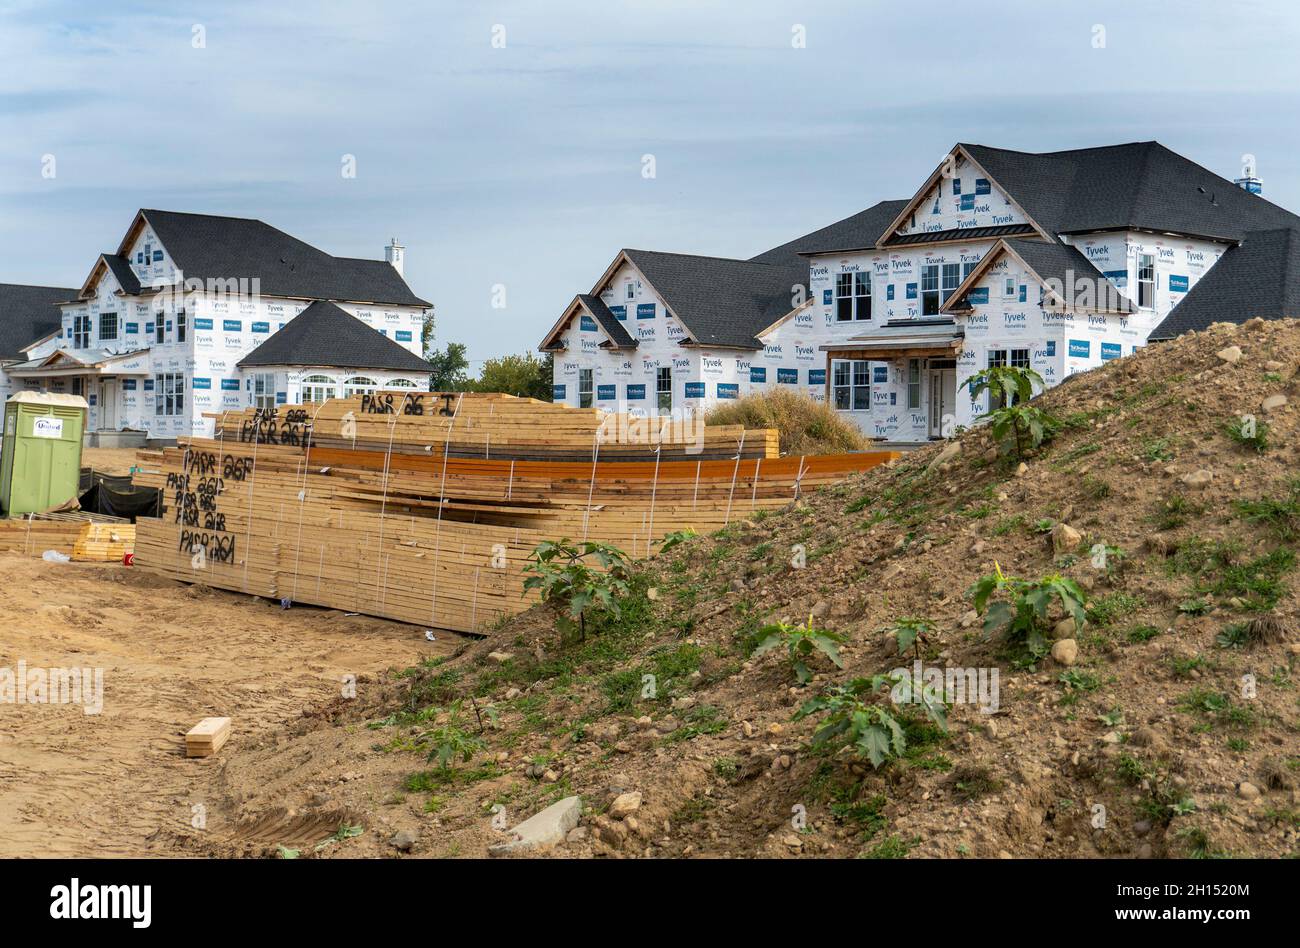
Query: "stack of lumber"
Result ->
[[185, 716, 231, 758], [71, 523, 136, 562], [0, 518, 85, 556], [210, 391, 779, 461], [134, 392, 897, 634]]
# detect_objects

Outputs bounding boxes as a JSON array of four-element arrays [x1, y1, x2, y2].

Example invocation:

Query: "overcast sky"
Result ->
[[3, 0, 1299, 366]]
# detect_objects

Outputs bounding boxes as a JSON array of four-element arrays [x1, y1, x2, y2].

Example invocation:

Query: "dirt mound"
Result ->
[[201, 317, 1300, 858]]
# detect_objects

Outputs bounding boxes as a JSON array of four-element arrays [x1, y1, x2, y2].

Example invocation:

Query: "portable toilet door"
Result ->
[[0, 392, 88, 517]]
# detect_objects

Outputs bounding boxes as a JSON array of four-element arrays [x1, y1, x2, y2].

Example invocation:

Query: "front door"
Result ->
[[99, 378, 117, 430], [928, 362, 956, 438]]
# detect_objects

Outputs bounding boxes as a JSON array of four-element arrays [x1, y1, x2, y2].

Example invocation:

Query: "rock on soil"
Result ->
[[488, 796, 583, 857]]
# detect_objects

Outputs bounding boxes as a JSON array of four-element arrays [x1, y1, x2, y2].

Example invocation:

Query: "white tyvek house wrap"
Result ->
[[551, 259, 843, 417], [48, 235, 428, 439], [895, 157, 1028, 237], [804, 162, 1231, 441]]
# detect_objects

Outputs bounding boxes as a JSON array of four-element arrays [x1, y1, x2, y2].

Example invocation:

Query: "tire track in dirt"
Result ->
[[0, 556, 460, 857]]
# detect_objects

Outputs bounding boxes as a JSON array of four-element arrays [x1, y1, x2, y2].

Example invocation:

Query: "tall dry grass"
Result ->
[[703, 388, 869, 456]]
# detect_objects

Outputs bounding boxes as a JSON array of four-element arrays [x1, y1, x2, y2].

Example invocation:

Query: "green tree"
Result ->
[[426, 342, 471, 391], [472, 352, 553, 400], [420, 308, 437, 357]]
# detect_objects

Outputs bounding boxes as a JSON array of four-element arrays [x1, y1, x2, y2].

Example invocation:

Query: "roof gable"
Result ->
[[539, 293, 638, 351], [962, 141, 1300, 241], [879, 146, 1054, 247], [116, 210, 431, 308], [622, 249, 806, 349], [943, 238, 1133, 315], [237, 300, 434, 372]]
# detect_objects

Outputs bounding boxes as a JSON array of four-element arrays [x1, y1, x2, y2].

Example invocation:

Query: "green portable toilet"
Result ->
[[0, 392, 88, 517]]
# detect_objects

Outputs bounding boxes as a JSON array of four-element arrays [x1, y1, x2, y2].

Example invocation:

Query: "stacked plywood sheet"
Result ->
[[134, 392, 896, 634]]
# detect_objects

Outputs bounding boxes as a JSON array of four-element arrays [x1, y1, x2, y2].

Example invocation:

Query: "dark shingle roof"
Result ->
[[757, 199, 910, 257], [237, 300, 434, 372], [100, 253, 141, 294], [0, 283, 77, 361], [623, 249, 808, 348], [139, 210, 430, 307], [577, 293, 636, 348], [962, 142, 1300, 241], [1149, 228, 1300, 339], [1003, 238, 1134, 312]]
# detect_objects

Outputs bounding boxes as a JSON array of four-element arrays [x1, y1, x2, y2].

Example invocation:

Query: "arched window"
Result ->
[[300, 375, 336, 404], [387, 378, 417, 388], [342, 375, 378, 398]]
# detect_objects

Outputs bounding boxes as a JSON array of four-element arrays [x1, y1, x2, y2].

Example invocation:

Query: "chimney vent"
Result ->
[[385, 238, 405, 277]]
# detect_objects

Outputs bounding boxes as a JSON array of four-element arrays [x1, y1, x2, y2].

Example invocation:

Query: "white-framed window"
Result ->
[[832, 359, 870, 411], [388, 378, 417, 388], [578, 368, 593, 408], [176, 311, 187, 344], [656, 366, 672, 412], [342, 375, 377, 398], [1003, 275, 1017, 298], [921, 264, 940, 315], [99, 312, 118, 341], [963, 261, 979, 281], [154, 372, 184, 416], [835, 272, 872, 322], [1009, 348, 1030, 370], [72, 314, 90, 349], [1136, 253, 1155, 308], [155, 313, 165, 344], [251, 372, 277, 411], [300, 374, 335, 404], [907, 359, 922, 410], [941, 263, 961, 306], [625, 282, 635, 301]]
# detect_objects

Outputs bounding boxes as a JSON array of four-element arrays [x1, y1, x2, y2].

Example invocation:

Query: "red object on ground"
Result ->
[[123, 552, 135, 566]]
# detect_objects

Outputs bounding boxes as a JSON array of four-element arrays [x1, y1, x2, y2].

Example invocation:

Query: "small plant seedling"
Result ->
[[522, 538, 633, 641], [890, 616, 934, 658], [658, 528, 697, 555], [423, 700, 487, 769], [794, 675, 947, 769], [964, 365, 1055, 460], [752, 614, 845, 685], [1225, 415, 1269, 453], [970, 562, 1087, 656]]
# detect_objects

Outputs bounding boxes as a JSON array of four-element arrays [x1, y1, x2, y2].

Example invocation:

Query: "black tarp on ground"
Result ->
[[77, 468, 161, 521]]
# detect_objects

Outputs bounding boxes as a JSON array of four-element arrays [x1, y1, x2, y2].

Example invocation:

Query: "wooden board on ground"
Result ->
[[185, 716, 231, 757]]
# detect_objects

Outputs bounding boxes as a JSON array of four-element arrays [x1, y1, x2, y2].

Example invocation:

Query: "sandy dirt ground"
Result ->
[[81, 446, 145, 476], [0, 554, 459, 857]]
